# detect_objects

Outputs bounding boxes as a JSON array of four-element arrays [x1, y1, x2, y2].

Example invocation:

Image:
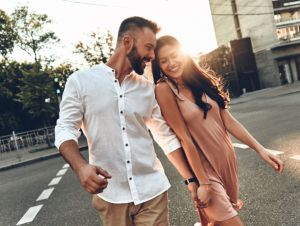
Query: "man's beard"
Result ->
[[127, 46, 148, 75]]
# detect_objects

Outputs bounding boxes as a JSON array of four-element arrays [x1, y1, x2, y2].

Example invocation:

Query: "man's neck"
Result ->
[[106, 50, 132, 83]]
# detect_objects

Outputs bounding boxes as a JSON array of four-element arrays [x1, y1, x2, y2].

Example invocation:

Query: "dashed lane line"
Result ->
[[233, 143, 285, 156], [265, 149, 284, 156], [36, 187, 55, 201], [16, 164, 68, 225], [290, 155, 300, 161], [63, 164, 70, 168], [233, 143, 249, 149], [56, 168, 68, 176], [16, 205, 43, 225], [48, 177, 62, 186]]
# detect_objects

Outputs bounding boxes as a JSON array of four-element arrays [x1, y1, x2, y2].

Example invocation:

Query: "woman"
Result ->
[[152, 35, 284, 226]]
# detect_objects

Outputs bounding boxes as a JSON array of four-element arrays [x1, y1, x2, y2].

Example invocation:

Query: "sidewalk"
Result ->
[[0, 138, 88, 171], [231, 81, 300, 105]]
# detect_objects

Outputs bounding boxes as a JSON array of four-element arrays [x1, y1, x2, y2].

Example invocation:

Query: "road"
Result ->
[[0, 91, 299, 226]]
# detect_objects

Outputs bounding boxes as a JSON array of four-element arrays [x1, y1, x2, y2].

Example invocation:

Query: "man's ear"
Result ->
[[122, 34, 134, 54]]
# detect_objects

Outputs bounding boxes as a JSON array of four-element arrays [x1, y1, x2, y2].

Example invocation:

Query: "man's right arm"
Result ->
[[55, 75, 111, 194]]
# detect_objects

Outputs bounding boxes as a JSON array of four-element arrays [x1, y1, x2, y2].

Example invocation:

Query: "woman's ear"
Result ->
[[122, 34, 134, 54]]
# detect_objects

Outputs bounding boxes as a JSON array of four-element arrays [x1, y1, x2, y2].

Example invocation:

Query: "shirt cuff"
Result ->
[[160, 137, 181, 155], [55, 130, 80, 150]]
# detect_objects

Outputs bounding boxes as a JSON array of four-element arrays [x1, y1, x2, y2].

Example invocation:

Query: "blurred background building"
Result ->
[[203, 0, 300, 96]]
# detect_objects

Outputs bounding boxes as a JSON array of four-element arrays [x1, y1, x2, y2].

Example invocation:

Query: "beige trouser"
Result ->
[[92, 191, 169, 226]]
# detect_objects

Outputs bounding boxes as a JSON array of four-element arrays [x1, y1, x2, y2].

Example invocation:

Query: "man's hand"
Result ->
[[187, 182, 200, 208], [76, 164, 112, 194], [196, 184, 212, 208]]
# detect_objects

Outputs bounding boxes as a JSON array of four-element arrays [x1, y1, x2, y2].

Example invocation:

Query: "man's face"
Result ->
[[127, 28, 156, 75]]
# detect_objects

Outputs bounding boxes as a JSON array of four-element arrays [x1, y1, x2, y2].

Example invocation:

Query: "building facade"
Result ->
[[272, 0, 300, 84], [208, 0, 300, 89]]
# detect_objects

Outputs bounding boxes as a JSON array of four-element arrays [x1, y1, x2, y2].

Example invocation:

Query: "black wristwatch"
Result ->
[[184, 177, 198, 185]]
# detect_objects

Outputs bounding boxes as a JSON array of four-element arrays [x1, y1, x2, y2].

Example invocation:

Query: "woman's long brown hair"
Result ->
[[152, 35, 230, 118]]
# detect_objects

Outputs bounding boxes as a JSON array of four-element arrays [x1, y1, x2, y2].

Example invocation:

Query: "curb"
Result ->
[[0, 145, 88, 172], [230, 89, 300, 105]]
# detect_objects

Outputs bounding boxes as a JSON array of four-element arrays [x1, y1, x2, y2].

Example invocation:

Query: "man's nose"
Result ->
[[149, 50, 155, 60]]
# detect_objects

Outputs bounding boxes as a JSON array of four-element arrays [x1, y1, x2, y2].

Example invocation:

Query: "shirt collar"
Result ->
[[101, 63, 134, 79]]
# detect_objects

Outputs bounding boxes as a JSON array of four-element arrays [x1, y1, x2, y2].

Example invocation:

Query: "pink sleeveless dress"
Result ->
[[164, 80, 243, 224]]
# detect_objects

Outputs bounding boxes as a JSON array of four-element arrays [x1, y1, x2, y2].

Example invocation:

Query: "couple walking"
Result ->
[[55, 16, 283, 226]]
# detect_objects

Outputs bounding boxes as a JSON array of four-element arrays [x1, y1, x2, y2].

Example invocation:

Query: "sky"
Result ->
[[0, 0, 218, 66]]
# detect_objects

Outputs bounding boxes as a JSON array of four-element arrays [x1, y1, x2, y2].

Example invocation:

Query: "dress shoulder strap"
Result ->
[[163, 79, 184, 101]]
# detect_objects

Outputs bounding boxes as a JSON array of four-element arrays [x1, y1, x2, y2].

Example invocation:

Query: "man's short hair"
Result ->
[[117, 16, 160, 42]]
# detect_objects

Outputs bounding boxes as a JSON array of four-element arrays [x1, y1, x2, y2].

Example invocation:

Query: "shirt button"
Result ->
[[120, 95, 123, 98], [120, 110, 123, 114], [127, 160, 130, 164], [125, 143, 128, 147], [122, 127, 125, 131], [114, 79, 117, 83], [129, 177, 132, 180]]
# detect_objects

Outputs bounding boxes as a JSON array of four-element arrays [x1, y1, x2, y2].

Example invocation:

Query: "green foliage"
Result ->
[[0, 60, 74, 135], [75, 30, 114, 66], [0, 9, 17, 57], [11, 6, 59, 64], [16, 65, 58, 121], [49, 63, 76, 96], [0, 60, 30, 134]]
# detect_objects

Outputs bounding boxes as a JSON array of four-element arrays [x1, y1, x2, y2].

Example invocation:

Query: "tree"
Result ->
[[0, 9, 17, 58], [16, 64, 59, 127], [0, 60, 21, 134], [0, 60, 35, 135], [75, 30, 114, 66], [11, 6, 59, 64], [49, 63, 76, 98]]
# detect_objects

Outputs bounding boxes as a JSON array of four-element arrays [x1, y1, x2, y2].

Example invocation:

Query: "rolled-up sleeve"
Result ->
[[55, 74, 84, 149], [146, 98, 181, 155]]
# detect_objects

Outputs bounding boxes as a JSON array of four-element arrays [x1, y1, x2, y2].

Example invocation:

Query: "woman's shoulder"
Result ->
[[155, 78, 171, 93]]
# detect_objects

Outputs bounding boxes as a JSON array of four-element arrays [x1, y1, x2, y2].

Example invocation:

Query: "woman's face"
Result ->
[[157, 44, 185, 80]]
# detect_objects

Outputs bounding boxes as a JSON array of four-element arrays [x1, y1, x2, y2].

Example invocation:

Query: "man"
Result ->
[[55, 16, 198, 226]]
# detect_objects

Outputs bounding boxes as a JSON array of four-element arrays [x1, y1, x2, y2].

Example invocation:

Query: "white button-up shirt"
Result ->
[[55, 64, 181, 204]]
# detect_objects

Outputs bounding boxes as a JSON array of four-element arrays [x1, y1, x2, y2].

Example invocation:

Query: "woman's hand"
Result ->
[[258, 148, 284, 173]]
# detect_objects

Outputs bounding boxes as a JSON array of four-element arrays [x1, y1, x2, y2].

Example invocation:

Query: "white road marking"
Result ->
[[290, 155, 300, 161], [265, 149, 284, 156], [63, 164, 70, 168], [16, 205, 43, 225], [17, 163, 69, 225], [233, 143, 249, 149], [48, 177, 62, 186], [233, 143, 285, 156], [36, 188, 55, 201], [56, 168, 68, 176]]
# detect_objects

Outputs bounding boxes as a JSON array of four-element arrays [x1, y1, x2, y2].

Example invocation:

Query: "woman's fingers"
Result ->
[[269, 155, 284, 173], [261, 150, 284, 174]]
